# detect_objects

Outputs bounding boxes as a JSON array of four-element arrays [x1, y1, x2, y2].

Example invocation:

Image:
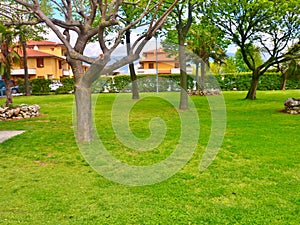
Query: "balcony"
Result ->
[[11, 68, 36, 75], [136, 69, 157, 74], [62, 69, 73, 76]]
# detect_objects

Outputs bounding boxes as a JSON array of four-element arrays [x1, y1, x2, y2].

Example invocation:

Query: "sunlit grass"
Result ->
[[0, 90, 299, 224]]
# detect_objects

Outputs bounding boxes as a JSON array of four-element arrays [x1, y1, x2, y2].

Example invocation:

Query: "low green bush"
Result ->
[[30, 78, 51, 95], [55, 77, 74, 94], [21, 72, 300, 96], [214, 73, 300, 91]]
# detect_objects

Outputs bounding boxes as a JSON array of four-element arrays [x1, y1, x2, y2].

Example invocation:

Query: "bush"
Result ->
[[30, 78, 51, 95], [55, 77, 74, 94], [214, 73, 300, 91], [17, 78, 25, 94], [93, 74, 196, 93]]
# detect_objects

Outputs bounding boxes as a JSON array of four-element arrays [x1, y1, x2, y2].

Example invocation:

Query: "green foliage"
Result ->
[[30, 78, 51, 95], [214, 73, 300, 91], [92, 73, 300, 93], [235, 46, 263, 72], [55, 78, 74, 94], [285, 59, 300, 81], [222, 57, 237, 74], [186, 17, 228, 64], [94, 74, 196, 93], [17, 78, 25, 93]]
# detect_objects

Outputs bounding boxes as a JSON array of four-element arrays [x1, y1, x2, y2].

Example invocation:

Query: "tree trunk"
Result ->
[[4, 74, 12, 106], [195, 62, 199, 91], [70, 59, 94, 142], [245, 72, 260, 100], [2, 38, 13, 106], [75, 85, 94, 142], [280, 74, 287, 90], [129, 64, 139, 99], [21, 39, 30, 96], [200, 60, 206, 90], [126, 30, 139, 99], [179, 44, 188, 110]]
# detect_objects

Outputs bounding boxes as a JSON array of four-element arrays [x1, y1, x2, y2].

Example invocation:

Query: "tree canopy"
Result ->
[[201, 0, 300, 99], [0, 0, 178, 141]]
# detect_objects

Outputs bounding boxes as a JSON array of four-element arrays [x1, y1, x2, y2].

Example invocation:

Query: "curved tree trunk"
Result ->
[[4, 74, 12, 106], [21, 39, 30, 96], [2, 38, 13, 106], [179, 44, 188, 110], [280, 74, 287, 90], [126, 30, 139, 99], [245, 71, 260, 100], [200, 60, 206, 90], [195, 62, 199, 91], [71, 60, 94, 142], [75, 85, 94, 142]]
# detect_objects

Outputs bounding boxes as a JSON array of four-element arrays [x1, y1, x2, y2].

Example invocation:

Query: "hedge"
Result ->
[[55, 77, 74, 94], [30, 78, 51, 95], [93, 73, 300, 93], [214, 73, 300, 91], [16, 72, 300, 96]]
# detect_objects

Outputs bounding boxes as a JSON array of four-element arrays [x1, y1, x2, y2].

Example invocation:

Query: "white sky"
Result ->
[[45, 28, 162, 58]]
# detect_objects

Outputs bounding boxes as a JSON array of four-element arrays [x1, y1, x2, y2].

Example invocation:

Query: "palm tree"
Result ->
[[0, 24, 19, 106], [187, 20, 228, 91]]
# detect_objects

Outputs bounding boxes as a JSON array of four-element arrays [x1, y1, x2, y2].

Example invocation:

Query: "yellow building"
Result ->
[[137, 48, 180, 74], [11, 40, 73, 80]]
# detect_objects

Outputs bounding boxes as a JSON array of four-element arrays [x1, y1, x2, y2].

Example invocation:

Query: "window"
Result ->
[[37, 58, 44, 68], [149, 63, 154, 69], [59, 61, 62, 69]]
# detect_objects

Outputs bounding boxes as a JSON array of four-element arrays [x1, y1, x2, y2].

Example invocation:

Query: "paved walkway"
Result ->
[[0, 131, 25, 143]]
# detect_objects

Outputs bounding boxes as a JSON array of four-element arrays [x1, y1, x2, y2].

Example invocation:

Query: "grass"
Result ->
[[0, 90, 299, 224]]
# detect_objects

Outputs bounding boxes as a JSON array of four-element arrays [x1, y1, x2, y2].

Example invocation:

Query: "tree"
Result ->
[[16, 25, 47, 96], [7, 0, 177, 141], [0, 24, 19, 106], [186, 18, 227, 90], [202, 0, 300, 99], [235, 45, 263, 73], [0, 0, 50, 96], [163, 0, 199, 109], [118, 1, 151, 99], [277, 43, 300, 90], [222, 56, 237, 74]]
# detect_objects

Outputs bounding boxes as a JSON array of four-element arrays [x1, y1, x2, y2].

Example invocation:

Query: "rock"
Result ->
[[284, 98, 300, 114], [284, 98, 300, 107], [0, 104, 40, 120]]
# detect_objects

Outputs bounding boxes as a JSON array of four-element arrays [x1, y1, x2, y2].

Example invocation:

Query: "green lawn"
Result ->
[[0, 90, 299, 224]]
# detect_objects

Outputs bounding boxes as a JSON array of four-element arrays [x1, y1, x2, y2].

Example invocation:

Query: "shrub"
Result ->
[[17, 78, 25, 94], [55, 77, 74, 94], [30, 78, 51, 95]]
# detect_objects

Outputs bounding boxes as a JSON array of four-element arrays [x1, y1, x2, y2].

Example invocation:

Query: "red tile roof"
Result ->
[[17, 48, 64, 59], [26, 40, 63, 47], [141, 48, 178, 62]]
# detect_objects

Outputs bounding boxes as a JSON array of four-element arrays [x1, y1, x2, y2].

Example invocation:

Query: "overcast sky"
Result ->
[[46, 29, 237, 74]]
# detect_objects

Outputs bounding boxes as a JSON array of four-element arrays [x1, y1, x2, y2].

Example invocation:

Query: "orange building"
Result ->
[[137, 48, 180, 74], [11, 40, 73, 80]]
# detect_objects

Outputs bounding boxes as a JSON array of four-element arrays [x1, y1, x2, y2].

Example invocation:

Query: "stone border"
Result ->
[[0, 104, 40, 120]]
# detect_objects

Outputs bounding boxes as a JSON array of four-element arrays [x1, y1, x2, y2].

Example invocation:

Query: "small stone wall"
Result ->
[[284, 98, 300, 114], [0, 104, 40, 120], [189, 89, 221, 96]]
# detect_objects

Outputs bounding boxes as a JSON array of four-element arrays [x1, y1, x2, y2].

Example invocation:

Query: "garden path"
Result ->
[[0, 131, 25, 143]]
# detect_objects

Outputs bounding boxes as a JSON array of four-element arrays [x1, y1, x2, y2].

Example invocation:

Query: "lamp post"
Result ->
[[155, 35, 158, 93]]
